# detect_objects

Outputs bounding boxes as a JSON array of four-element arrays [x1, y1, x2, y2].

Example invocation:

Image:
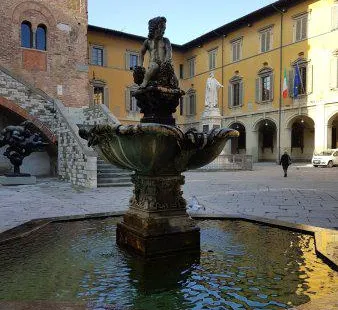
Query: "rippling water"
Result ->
[[0, 218, 337, 309]]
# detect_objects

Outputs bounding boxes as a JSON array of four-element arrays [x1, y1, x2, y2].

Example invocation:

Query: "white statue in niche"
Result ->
[[205, 72, 223, 108]]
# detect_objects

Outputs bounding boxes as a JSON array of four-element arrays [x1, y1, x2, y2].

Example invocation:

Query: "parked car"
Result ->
[[312, 149, 338, 167]]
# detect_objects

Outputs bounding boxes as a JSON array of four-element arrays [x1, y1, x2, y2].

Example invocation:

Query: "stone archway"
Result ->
[[229, 122, 246, 154], [286, 115, 315, 161], [255, 119, 277, 162], [0, 97, 57, 176], [328, 113, 338, 149]]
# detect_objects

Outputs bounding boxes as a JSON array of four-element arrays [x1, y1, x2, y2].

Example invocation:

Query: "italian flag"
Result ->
[[282, 68, 288, 99]]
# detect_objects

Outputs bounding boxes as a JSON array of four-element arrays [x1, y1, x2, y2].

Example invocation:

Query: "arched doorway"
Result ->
[[328, 113, 338, 149], [230, 123, 246, 154], [256, 119, 277, 161], [288, 116, 314, 161]]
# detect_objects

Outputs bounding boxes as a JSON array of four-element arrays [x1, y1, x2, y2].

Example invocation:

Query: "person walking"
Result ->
[[280, 150, 292, 177]]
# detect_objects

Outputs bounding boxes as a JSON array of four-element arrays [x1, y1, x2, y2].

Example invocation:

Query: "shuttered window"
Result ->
[[330, 56, 338, 89], [294, 14, 308, 42], [125, 52, 139, 70], [231, 39, 242, 62], [188, 57, 195, 78], [260, 28, 272, 53], [332, 4, 338, 30], [125, 87, 140, 112], [228, 78, 243, 108], [256, 71, 274, 103], [208, 48, 217, 70], [91, 46, 104, 66]]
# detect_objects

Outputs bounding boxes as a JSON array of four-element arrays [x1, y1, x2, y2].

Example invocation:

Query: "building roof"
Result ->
[[88, 0, 306, 51]]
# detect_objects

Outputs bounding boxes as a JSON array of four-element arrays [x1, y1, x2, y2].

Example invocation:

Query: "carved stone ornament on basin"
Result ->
[[80, 123, 238, 256]]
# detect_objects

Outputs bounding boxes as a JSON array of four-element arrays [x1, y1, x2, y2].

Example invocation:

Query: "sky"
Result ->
[[88, 0, 277, 45]]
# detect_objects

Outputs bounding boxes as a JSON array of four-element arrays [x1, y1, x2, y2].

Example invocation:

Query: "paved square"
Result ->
[[0, 163, 337, 234]]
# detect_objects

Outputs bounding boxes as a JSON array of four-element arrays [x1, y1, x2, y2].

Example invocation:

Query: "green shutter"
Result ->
[[270, 73, 274, 100], [239, 81, 243, 106], [125, 52, 130, 70], [104, 87, 109, 107], [288, 70, 294, 98], [125, 88, 130, 111], [228, 84, 232, 107], [255, 78, 260, 103], [307, 64, 313, 94]]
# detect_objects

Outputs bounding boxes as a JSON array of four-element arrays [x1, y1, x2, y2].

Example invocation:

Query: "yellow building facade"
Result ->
[[88, 0, 338, 162]]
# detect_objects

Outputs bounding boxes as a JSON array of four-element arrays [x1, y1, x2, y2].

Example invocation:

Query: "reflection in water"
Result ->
[[0, 218, 337, 310]]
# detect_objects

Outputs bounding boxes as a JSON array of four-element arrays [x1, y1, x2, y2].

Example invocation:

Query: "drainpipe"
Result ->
[[272, 4, 285, 163], [221, 35, 224, 116]]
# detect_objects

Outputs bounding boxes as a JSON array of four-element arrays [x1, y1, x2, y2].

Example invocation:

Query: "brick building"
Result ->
[[0, 0, 89, 108]]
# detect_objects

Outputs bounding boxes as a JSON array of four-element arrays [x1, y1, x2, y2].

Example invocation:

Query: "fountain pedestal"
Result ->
[[117, 174, 200, 256]]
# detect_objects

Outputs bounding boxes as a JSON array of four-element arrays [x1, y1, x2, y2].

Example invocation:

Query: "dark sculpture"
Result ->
[[0, 121, 47, 176], [132, 16, 183, 125]]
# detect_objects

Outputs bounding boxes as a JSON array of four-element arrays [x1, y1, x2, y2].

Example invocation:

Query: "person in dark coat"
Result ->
[[280, 150, 292, 177]]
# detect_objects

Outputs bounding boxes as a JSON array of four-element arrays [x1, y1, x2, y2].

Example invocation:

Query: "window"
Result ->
[[179, 64, 184, 79], [36, 24, 47, 51], [21, 21, 33, 48], [179, 97, 184, 115], [125, 86, 140, 113], [228, 76, 243, 108], [188, 57, 195, 78], [256, 68, 274, 103], [126, 51, 139, 70], [93, 86, 104, 105], [208, 48, 217, 70], [288, 59, 313, 97], [231, 39, 242, 62], [91, 46, 104, 66], [129, 91, 139, 112], [332, 3, 338, 30], [294, 14, 308, 42], [330, 53, 338, 89], [260, 27, 272, 53], [185, 89, 196, 116]]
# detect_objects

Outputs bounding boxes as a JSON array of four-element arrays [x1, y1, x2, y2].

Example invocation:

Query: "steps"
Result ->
[[97, 158, 133, 187]]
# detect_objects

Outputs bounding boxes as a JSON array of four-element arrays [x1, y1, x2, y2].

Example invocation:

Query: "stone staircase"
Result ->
[[97, 157, 133, 187]]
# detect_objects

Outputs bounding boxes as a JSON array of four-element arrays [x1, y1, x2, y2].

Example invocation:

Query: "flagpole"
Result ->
[[272, 4, 284, 163]]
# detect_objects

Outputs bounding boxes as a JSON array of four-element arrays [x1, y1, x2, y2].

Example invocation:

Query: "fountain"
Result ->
[[80, 16, 238, 257]]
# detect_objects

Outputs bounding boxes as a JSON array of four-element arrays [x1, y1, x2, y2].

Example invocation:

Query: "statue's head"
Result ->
[[209, 72, 215, 78], [148, 17, 166, 39]]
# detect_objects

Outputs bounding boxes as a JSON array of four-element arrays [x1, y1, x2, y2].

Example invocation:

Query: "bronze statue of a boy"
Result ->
[[135, 16, 178, 89]]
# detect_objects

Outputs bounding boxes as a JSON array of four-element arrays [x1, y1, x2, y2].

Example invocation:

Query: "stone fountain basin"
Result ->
[[83, 123, 239, 175]]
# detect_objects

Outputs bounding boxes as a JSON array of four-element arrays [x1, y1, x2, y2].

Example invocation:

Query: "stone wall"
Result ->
[[0, 0, 89, 108], [83, 104, 120, 126], [0, 65, 97, 188]]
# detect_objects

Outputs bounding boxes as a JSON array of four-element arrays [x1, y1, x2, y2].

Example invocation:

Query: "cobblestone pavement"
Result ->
[[0, 163, 337, 233]]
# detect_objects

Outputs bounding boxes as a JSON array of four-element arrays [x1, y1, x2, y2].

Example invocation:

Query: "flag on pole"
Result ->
[[293, 64, 301, 98], [282, 68, 288, 99]]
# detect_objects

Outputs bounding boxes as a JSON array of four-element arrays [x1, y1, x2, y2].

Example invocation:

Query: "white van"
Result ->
[[312, 149, 338, 167]]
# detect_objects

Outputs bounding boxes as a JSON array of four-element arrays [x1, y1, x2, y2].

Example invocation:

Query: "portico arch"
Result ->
[[254, 118, 277, 162], [328, 112, 338, 149], [286, 115, 314, 161], [229, 122, 246, 154]]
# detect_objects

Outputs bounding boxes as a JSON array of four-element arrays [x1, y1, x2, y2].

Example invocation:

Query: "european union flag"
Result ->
[[293, 64, 301, 98]]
